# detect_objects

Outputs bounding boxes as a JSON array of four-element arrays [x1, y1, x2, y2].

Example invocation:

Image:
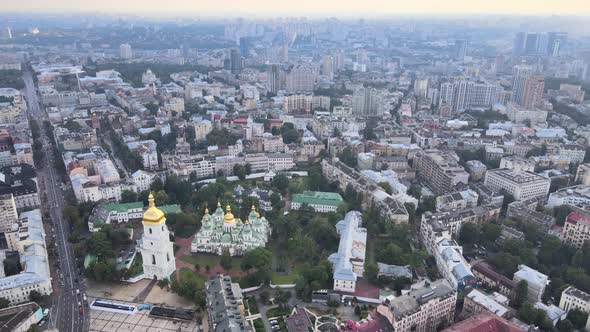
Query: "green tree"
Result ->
[[121, 190, 138, 203], [272, 174, 289, 195], [220, 251, 232, 270], [459, 223, 479, 244], [567, 309, 589, 329], [513, 280, 528, 308], [365, 262, 379, 284], [0, 297, 9, 309], [281, 123, 299, 144], [338, 147, 357, 168], [233, 164, 247, 180], [481, 223, 502, 242]]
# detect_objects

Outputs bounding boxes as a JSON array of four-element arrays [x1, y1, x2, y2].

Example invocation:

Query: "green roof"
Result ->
[[292, 191, 344, 207], [104, 201, 144, 213], [159, 204, 182, 215]]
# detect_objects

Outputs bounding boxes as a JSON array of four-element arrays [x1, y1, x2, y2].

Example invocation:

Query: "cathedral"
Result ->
[[191, 202, 271, 256], [139, 193, 176, 280]]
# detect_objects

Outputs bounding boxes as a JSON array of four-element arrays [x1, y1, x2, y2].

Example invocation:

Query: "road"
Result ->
[[23, 69, 89, 332]]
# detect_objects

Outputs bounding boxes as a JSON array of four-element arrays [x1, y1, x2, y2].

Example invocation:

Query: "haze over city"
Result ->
[[0, 1, 590, 332], [2, 0, 590, 16]]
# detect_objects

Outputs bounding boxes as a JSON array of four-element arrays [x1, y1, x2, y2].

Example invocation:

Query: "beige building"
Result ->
[[575, 163, 590, 185], [0, 193, 18, 232], [415, 150, 469, 195], [377, 279, 456, 332], [561, 212, 590, 249]]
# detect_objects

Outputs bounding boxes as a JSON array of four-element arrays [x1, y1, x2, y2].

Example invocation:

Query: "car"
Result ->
[[116, 257, 123, 263], [37, 319, 46, 326], [79, 307, 83, 315], [43, 308, 49, 317], [83, 294, 88, 302], [270, 320, 278, 324], [124, 260, 130, 264], [76, 289, 80, 295], [271, 326, 280, 331]]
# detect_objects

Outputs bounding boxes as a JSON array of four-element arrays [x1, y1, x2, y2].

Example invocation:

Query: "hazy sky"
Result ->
[[2, 0, 590, 17]]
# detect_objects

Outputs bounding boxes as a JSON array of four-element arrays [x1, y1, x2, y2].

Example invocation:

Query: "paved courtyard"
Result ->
[[89, 299, 199, 332]]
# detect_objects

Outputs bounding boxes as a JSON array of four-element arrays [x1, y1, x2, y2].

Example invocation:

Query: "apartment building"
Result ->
[[205, 275, 251, 332], [559, 286, 590, 317], [499, 156, 535, 172], [472, 262, 516, 300], [561, 212, 590, 249], [377, 279, 456, 332], [464, 289, 511, 318], [513, 264, 549, 303], [547, 185, 590, 209], [0, 193, 18, 232], [434, 240, 477, 291], [484, 169, 550, 201], [435, 189, 479, 212], [415, 150, 469, 195]]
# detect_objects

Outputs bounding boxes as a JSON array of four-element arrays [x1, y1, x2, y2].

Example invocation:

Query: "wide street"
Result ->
[[23, 69, 89, 332]]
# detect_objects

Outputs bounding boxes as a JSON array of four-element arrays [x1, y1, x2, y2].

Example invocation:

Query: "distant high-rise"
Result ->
[[511, 65, 534, 105], [322, 55, 334, 81], [352, 88, 386, 116], [414, 78, 429, 98], [286, 64, 315, 93], [513, 32, 567, 56], [454, 39, 468, 61], [334, 50, 345, 71], [229, 48, 243, 74], [522, 76, 545, 109], [239, 37, 253, 57], [267, 64, 280, 95], [120, 43, 132, 59], [438, 80, 499, 112]]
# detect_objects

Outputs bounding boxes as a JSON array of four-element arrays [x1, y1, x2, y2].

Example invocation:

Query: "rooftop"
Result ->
[[292, 191, 344, 207]]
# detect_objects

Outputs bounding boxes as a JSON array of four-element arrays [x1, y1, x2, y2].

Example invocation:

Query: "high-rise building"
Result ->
[[511, 65, 534, 105], [286, 64, 315, 93], [321, 55, 334, 81], [119, 43, 132, 59], [267, 64, 281, 95], [414, 78, 429, 98], [139, 193, 176, 280], [439, 80, 499, 112], [522, 76, 545, 109], [239, 36, 253, 57], [513, 32, 567, 56], [334, 49, 345, 71], [229, 48, 243, 74], [415, 150, 470, 195], [352, 87, 386, 116]]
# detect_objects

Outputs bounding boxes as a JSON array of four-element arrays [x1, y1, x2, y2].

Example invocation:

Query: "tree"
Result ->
[[233, 164, 247, 180], [517, 303, 537, 324], [418, 196, 436, 214], [365, 262, 379, 284], [407, 184, 422, 200], [0, 297, 9, 309], [241, 248, 272, 284], [121, 190, 138, 203], [338, 147, 357, 168], [281, 123, 299, 144], [557, 319, 574, 332], [220, 251, 232, 270], [272, 174, 289, 195], [481, 223, 502, 242], [459, 223, 479, 244], [567, 309, 589, 329], [29, 290, 43, 302], [513, 280, 528, 308]]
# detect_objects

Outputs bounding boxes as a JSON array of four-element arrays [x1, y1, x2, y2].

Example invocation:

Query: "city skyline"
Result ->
[[2, 0, 590, 17]]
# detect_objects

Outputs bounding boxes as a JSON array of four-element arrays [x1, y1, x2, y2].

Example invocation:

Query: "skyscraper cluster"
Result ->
[[513, 32, 567, 57]]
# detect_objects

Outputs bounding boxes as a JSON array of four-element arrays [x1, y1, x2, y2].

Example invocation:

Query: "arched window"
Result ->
[[149, 228, 152, 234], [167, 253, 170, 262], [162, 226, 164, 231], [152, 254, 156, 265]]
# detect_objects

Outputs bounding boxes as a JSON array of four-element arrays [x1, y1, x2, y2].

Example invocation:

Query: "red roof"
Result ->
[[443, 313, 525, 332], [566, 212, 590, 226], [232, 118, 248, 124]]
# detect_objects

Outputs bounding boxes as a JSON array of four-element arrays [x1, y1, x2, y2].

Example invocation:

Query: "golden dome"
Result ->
[[143, 192, 166, 225], [223, 204, 235, 223], [217, 201, 221, 208], [205, 207, 209, 215], [251, 204, 256, 211]]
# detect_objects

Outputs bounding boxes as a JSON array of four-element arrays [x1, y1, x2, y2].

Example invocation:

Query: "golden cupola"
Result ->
[[143, 192, 166, 225], [223, 204, 236, 223]]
